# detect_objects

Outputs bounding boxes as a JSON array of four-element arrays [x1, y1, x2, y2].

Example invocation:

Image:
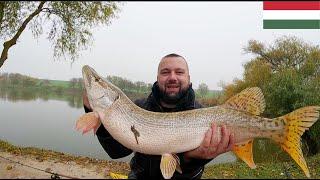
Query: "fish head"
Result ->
[[82, 65, 120, 110]]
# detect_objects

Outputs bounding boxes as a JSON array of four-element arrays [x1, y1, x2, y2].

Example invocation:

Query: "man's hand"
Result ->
[[183, 123, 235, 162]]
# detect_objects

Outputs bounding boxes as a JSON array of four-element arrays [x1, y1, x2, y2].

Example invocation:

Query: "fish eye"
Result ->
[[95, 77, 101, 82]]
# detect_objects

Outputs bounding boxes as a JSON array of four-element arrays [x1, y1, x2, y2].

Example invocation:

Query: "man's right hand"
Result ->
[[183, 123, 234, 161]]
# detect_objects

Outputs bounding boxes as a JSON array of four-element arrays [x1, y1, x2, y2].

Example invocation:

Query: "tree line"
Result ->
[[0, 73, 152, 93], [0, 73, 39, 87], [0, 72, 215, 98]]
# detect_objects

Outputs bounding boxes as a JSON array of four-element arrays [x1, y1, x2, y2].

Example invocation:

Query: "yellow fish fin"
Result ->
[[109, 172, 128, 179], [272, 106, 320, 178], [223, 87, 265, 116], [172, 154, 182, 174], [232, 139, 256, 169], [160, 153, 181, 179]]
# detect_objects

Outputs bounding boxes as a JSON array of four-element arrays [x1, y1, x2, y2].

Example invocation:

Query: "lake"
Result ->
[[0, 88, 238, 165]]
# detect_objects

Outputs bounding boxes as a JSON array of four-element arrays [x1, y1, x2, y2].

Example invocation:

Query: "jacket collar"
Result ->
[[146, 82, 196, 112]]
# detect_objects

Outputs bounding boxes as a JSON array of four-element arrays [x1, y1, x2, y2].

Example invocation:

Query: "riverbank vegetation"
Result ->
[[202, 153, 320, 179], [1, 139, 319, 178], [201, 36, 320, 156], [0, 72, 220, 106], [0, 140, 130, 176]]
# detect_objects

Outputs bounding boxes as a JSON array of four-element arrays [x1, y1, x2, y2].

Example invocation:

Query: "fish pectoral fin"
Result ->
[[160, 153, 181, 179], [222, 87, 265, 116], [232, 139, 256, 169], [172, 154, 182, 174], [75, 112, 101, 135]]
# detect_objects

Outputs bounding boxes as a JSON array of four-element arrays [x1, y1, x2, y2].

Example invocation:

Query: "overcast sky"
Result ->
[[1, 2, 319, 90]]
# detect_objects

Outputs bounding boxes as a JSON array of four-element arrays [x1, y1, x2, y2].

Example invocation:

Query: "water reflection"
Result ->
[[0, 87, 83, 108], [0, 87, 148, 109], [0, 96, 132, 162]]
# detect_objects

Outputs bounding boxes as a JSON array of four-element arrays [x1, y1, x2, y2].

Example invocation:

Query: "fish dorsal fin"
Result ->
[[222, 87, 265, 116]]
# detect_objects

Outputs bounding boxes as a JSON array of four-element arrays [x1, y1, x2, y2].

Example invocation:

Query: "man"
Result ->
[[83, 53, 235, 179]]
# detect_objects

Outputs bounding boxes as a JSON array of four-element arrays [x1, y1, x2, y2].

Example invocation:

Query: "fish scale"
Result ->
[[96, 89, 276, 152]]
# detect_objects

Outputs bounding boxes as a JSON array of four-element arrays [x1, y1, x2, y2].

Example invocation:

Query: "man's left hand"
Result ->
[[183, 123, 235, 161]]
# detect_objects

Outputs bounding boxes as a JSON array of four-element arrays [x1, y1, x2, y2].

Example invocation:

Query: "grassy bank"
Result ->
[[1, 139, 319, 179], [203, 153, 320, 179], [0, 140, 130, 176]]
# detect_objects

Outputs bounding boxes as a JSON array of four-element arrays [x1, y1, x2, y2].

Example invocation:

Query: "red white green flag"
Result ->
[[263, 1, 320, 29]]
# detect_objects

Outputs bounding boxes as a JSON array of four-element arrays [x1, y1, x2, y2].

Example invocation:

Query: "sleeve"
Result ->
[[83, 105, 133, 159], [177, 153, 212, 173]]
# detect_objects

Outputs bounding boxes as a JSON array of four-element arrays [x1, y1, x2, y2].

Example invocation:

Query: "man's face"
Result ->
[[157, 57, 190, 99]]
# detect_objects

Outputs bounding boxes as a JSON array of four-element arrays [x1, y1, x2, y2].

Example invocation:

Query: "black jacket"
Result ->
[[84, 82, 212, 179]]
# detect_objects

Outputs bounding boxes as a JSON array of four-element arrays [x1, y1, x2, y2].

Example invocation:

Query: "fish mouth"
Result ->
[[82, 65, 118, 94], [82, 65, 93, 75], [81, 65, 121, 108], [82, 65, 93, 86], [82, 65, 101, 88]]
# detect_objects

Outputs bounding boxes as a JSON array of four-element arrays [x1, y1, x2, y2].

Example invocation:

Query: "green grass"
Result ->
[[195, 90, 222, 99], [207, 90, 222, 98], [202, 153, 320, 179], [47, 80, 70, 88], [34, 79, 70, 88]]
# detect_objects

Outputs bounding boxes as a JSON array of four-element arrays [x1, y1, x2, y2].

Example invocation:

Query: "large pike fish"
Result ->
[[76, 65, 319, 179]]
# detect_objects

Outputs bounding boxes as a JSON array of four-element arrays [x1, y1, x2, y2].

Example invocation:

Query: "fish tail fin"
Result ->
[[272, 106, 320, 178]]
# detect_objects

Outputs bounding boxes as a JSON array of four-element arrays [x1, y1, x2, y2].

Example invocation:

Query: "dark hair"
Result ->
[[158, 53, 189, 73], [162, 53, 185, 60]]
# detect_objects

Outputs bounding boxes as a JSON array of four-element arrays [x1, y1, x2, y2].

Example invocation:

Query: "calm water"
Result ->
[[0, 89, 238, 165]]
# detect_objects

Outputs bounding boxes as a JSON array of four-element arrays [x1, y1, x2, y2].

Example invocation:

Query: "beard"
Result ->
[[159, 82, 188, 105]]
